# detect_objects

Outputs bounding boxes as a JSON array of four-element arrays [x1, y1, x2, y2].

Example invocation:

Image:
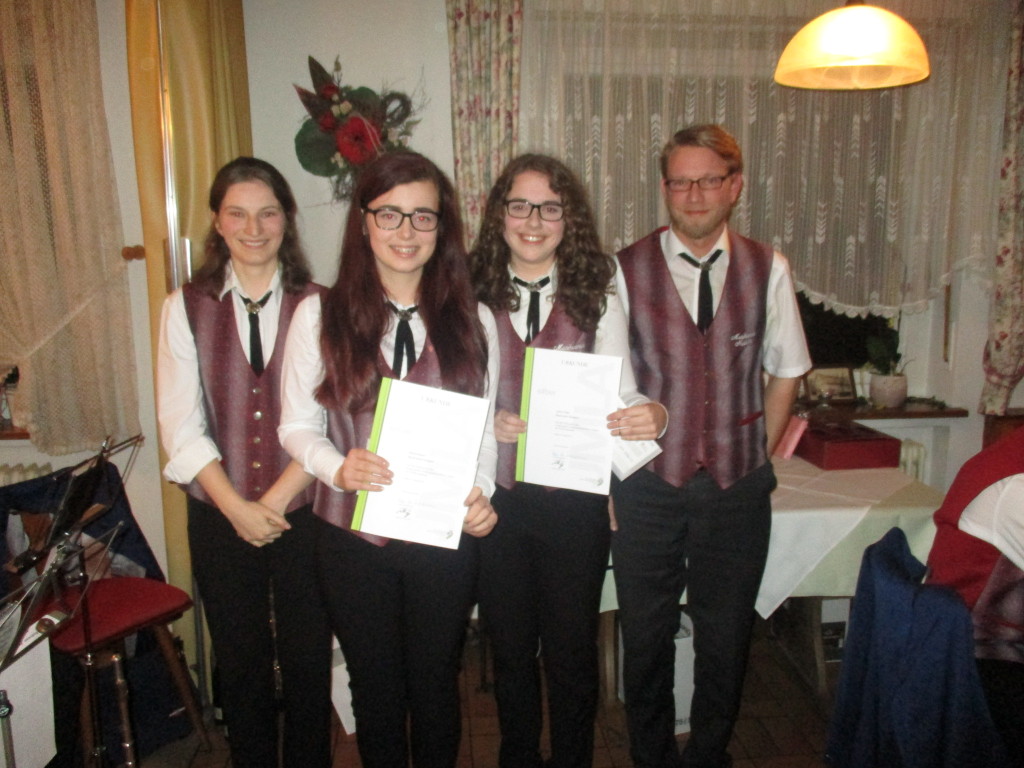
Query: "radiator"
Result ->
[[0, 462, 53, 487], [898, 439, 927, 482]]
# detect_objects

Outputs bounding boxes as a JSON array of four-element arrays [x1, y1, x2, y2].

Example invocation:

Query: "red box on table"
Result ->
[[794, 421, 901, 470]]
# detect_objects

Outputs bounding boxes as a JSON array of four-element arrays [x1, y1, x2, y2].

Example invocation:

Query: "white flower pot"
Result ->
[[869, 374, 908, 409]]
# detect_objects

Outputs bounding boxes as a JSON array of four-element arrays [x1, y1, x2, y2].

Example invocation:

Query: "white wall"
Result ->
[[243, 0, 454, 284], [896, 268, 1013, 488]]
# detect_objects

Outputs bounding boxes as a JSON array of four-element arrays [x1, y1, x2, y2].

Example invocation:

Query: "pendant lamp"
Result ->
[[775, 0, 929, 90]]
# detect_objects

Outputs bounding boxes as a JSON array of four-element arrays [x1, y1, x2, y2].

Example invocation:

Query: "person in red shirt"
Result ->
[[927, 425, 1024, 766]]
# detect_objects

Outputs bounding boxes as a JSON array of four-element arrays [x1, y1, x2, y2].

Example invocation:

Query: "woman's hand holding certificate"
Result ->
[[335, 447, 393, 492], [494, 409, 527, 443], [350, 378, 490, 549]]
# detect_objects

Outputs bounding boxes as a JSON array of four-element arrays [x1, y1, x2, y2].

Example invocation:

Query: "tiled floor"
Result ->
[[148, 617, 830, 768]]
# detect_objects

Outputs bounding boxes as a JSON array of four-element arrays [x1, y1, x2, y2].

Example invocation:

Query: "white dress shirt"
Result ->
[[158, 264, 284, 484], [278, 294, 500, 497], [959, 473, 1024, 573], [614, 226, 811, 380], [508, 264, 650, 408]]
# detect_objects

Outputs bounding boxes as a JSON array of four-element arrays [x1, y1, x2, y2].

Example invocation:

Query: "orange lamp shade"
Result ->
[[775, 4, 930, 90]]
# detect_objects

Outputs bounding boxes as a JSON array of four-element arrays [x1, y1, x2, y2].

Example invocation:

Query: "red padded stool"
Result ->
[[49, 577, 210, 764]]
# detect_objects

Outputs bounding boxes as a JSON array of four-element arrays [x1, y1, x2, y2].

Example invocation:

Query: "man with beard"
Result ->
[[610, 124, 810, 768]]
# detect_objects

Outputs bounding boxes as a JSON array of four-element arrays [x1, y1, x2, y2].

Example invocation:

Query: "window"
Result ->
[[797, 293, 893, 369]]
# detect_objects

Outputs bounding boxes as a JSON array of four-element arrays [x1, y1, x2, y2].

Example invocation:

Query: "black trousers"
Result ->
[[315, 518, 479, 768], [611, 465, 774, 768], [478, 484, 611, 768], [187, 497, 333, 768], [976, 658, 1024, 767]]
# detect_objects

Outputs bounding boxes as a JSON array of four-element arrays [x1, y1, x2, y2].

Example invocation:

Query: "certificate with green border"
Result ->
[[352, 377, 489, 548], [515, 347, 621, 494]]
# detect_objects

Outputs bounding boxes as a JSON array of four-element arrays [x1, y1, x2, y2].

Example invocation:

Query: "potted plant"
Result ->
[[865, 323, 907, 408]]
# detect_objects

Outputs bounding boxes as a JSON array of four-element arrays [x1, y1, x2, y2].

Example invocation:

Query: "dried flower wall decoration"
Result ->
[[294, 56, 420, 202]]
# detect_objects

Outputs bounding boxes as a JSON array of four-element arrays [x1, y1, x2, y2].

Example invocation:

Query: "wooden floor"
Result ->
[[148, 617, 831, 768]]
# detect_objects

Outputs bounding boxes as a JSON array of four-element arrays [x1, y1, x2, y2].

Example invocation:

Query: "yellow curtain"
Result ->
[[125, 0, 252, 676]]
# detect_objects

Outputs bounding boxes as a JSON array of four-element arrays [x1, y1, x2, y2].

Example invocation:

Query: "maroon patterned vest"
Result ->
[[494, 301, 596, 489], [617, 228, 772, 489], [182, 281, 324, 510], [316, 341, 444, 546]]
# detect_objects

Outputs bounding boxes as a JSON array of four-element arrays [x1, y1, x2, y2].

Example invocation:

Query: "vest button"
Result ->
[[253, 411, 263, 420], [252, 386, 262, 395], [254, 486, 263, 493], [252, 436, 262, 445], [251, 461, 262, 469]]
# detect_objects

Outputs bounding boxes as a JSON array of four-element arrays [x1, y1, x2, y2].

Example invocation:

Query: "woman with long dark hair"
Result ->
[[157, 157, 332, 767], [470, 153, 665, 768], [279, 150, 499, 768]]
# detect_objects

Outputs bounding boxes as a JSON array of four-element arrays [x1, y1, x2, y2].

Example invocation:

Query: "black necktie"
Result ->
[[513, 276, 551, 343], [679, 249, 722, 333], [388, 303, 418, 377], [242, 291, 272, 375]]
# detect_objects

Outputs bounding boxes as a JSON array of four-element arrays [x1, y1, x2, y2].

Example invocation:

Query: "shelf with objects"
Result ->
[[793, 395, 968, 487], [797, 396, 968, 423]]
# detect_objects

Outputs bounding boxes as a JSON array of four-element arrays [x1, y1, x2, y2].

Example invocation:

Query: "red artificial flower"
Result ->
[[335, 115, 383, 166], [317, 112, 337, 132], [319, 83, 340, 100]]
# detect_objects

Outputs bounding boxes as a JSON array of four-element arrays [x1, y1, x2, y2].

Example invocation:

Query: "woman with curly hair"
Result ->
[[470, 154, 666, 768], [157, 157, 332, 767], [279, 151, 499, 768]]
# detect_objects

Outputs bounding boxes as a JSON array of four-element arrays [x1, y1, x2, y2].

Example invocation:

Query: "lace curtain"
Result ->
[[0, 0, 140, 454], [981, 0, 1024, 414], [446, 0, 523, 242], [519, 0, 1011, 317]]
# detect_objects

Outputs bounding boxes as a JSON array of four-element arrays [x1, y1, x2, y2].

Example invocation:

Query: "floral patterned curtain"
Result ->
[[519, 0, 1010, 319], [445, 0, 523, 244], [980, 0, 1024, 414], [0, 0, 140, 453]]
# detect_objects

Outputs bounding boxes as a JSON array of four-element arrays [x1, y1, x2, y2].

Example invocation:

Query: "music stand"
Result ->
[[0, 531, 122, 767], [0, 440, 136, 768]]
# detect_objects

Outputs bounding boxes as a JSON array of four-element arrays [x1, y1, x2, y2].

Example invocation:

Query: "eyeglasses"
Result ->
[[504, 199, 565, 222], [664, 174, 733, 193], [364, 207, 440, 232]]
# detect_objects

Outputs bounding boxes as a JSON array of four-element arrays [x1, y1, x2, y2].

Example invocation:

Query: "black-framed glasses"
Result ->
[[664, 173, 733, 193], [504, 199, 565, 222], [364, 207, 441, 232]]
